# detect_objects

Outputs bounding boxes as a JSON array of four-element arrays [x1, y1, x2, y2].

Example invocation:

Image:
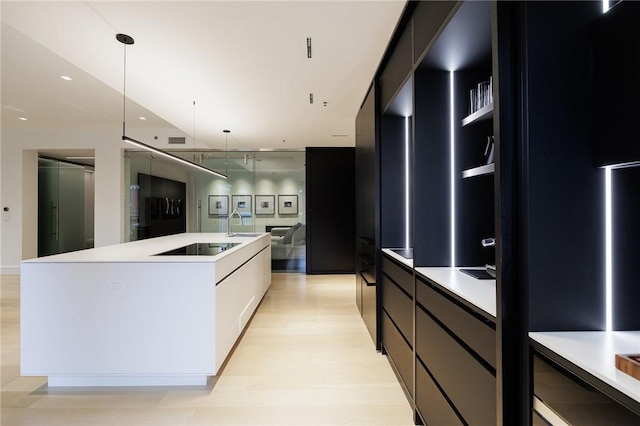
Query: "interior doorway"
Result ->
[[37, 152, 94, 257]]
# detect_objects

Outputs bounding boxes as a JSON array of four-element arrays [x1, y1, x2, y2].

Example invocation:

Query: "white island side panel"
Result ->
[[20, 232, 271, 386], [21, 261, 216, 376]]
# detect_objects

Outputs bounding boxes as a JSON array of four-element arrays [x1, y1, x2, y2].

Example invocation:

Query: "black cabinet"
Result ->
[[415, 360, 463, 426], [592, 1, 640, 168], [381, 253, 413, 399], [358, 1, 630, 424], [137, 173, 186, 239], [415, 276, 496, 425], [532, 350, 640, 425], [356, 84, 380, 346], [306, 147, 355, 274]]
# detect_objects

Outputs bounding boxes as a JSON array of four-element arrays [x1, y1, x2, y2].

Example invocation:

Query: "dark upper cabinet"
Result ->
[[356, 83, 379, 347], [592, 1, 640, 167], [412, 1, 457, 64], [380, 23, 413, 113], [306, 147, 355, 274], [356, 84, 377, 242]]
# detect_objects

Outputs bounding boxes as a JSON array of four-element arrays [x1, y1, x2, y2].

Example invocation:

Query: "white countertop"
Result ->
[[382, 248, 414, 268], [22, 233, 269, 263], [415, 267, 496, 318], [530, 331, 640, 404]]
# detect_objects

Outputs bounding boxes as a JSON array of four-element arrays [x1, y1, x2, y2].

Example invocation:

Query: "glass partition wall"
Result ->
[[124, 150, 306, 272]]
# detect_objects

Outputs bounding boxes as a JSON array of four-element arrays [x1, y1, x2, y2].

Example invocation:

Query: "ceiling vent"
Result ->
[[168, 137, 186, 145]]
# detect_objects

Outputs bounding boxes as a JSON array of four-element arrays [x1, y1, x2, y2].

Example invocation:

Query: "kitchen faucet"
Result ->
[[226, 208, 244, 236]]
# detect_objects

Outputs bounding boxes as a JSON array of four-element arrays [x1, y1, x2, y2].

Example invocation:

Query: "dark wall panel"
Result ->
[[612, 167, 640, 330], [306, 147, 355, 274], [413, 69, 452, 267], [380, 24, 413, 112], [138, 173, 186, 239], [412, 1, 457, 63], [592, 1, 640, 167], [380, 115, 409, 249], [523, 1, 604, 331], [356, 85, 377, 242]]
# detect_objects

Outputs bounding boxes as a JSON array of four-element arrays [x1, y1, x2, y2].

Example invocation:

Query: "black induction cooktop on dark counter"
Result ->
[[154, 243, 241, 256]]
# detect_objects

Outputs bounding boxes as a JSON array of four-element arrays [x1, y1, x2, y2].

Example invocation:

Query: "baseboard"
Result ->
[[1, 266, 21, 276]]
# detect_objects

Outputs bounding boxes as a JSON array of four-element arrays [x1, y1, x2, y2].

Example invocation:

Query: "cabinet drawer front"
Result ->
[[533, 353, 640, 424], [416, 360, 464, 426], [383, 255, 413, 296], [416, 307, 496, 426], [417, 277, 495, 368], [382, 311, 413, 399], [382, 274, 413, 345]]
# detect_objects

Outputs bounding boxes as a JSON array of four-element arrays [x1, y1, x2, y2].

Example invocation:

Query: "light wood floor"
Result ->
[[0, 273, 413, 425]]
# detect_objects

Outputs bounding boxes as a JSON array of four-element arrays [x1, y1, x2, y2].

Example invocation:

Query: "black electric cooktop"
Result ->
[[154, 243, 241, 256]]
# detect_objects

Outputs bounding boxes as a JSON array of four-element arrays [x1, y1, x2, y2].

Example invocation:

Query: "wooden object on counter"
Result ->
[[615, 354, 640, 381]]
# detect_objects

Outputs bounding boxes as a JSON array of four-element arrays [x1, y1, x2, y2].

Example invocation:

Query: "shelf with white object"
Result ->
[[462, 163, 495, 179], [462, 102, 494, 127]]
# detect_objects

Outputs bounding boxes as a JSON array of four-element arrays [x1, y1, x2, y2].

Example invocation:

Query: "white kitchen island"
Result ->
[[20, 233, 271, 387]]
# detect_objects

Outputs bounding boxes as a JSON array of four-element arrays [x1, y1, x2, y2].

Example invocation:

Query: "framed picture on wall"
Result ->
[[232, 195, 252, 216], [208, 195, 229, 216], [278, 194, 298, 215], [255, 195, 275, 215]]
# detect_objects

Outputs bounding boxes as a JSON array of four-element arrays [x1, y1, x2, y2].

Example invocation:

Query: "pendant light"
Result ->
[[116, 33, 227, 179]]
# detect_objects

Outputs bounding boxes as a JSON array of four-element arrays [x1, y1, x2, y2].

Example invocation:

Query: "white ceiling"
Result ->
[[1, 1, 405, 151]]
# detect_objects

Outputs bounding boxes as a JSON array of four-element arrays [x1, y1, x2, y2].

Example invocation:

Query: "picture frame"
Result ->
[[255, 195, 275, 215], [278, 194, 299, 215], [208, 195, 229, 216], [232, 195, 252, 216]]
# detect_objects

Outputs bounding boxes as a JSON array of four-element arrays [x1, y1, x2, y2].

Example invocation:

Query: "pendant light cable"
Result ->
[[115, 33, 227, 179], [223, 130, 230, 176], [116, 33, 134, 137]]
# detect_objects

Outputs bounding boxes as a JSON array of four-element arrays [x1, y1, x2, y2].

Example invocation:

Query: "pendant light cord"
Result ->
[[121, 42, 128, 138]]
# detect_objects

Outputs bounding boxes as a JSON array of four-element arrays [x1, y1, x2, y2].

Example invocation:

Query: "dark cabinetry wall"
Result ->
[[359, 0, 620, 424], [612, 167, 640, 330], [356, 85, 377, 244], [356, 84, 379, 346], [591, 1, 640, 331], [306, 147, 355, 274], [592, 1, 640, 167], [138, 173, 186, 239], [380, 115, 409, 249], [413, 70, 450, 267], [521, 2, 603, 331]]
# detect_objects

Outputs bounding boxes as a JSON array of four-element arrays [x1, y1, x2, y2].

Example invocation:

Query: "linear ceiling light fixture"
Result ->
[[116, 33, 227, 179], [307, 37, 312, 58]]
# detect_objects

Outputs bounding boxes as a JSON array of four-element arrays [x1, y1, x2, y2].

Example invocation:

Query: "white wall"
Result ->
[[1, 127, 124, 275], [195, 168, 305, 234]]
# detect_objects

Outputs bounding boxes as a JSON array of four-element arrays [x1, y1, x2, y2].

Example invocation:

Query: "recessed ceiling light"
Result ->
[[60, 75, 72, 81], [138, 116, 147, 120], [18, 117, 28, 121]]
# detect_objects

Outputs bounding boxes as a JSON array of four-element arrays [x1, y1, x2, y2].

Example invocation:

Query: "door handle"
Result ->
[[52, 202, 59, 241]]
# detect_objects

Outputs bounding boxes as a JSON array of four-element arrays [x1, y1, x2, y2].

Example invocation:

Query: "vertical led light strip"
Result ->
[[602, 0, 612, 332], [605, 166, 613, 331], [450, 71, 456, 267], [405, 116, 411, 249]]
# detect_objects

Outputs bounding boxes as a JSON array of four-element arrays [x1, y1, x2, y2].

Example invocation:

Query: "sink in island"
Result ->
[[20, 233, 271, 387]]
